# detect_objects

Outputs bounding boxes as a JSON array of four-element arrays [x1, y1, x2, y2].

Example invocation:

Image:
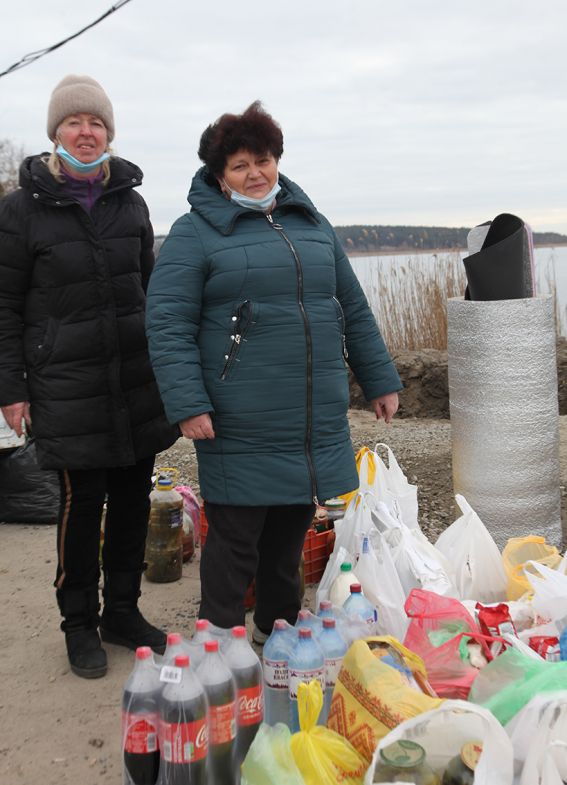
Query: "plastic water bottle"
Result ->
[[196, 640, 237, 785], [223, 626, 264, 769], [329, 562, 358, 606], [317, 600, 335, 619], [122, 647, 161, 785], [295, 608, 322, 638], [343, 583, 378, 628], [262, 620, 293, 726], [318, 618, 348, 725], [560, 627, 567, 660], [288, 628, 325, 732]]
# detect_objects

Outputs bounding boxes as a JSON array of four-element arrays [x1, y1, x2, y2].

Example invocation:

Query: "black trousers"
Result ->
[[200, 502, 315, 631], [55, 455, 155, 591]]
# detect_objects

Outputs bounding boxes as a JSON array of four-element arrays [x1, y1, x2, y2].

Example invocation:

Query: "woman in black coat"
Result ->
[[0, 75, 177, 678]]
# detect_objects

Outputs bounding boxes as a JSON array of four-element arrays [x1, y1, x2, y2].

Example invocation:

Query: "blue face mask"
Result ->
[[226, 180, 281, 212], [56, 144, 110, 173]]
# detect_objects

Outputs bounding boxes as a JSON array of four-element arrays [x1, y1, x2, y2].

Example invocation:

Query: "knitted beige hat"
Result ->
[[47, 74, 115, 141]]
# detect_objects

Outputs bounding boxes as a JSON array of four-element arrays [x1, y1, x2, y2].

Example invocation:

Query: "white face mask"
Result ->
[[224, 179, 281, 212]]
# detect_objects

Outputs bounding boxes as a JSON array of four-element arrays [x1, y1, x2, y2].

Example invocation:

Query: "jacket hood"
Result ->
[[18, 154, 144, 200], [187, 166, 320, 236]]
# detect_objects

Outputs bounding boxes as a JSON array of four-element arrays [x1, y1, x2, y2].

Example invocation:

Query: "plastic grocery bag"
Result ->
[[435, 494, 507, 603], [326, 638, 444, 763], [525, 560, 567, 623], [403, 589, 491, 698], [372, 442, 419, 530], [289, 680, 367, 785], [354, 529, 408, 641], [506, 692, 567, 785], [333, 491, 374, 559], [469, 646, 567, 725], [363, 700, 513, 785], [502, 536, 562, 600], [241, 723, 305, 785], [0, 438, 60, 524]]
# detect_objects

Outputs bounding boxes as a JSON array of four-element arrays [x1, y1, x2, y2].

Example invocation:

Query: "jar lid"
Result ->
[[379, 739, 425, 768], [461, 741, 483, 771], [324, 498, 346, 509]]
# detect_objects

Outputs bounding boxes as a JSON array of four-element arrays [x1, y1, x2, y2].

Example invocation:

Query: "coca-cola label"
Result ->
[[237, 685, 264, 726], [122, 711, 159, 754], [263, 658, 289, 690], [209, 701, 237, 744], [324, 656, 343, 689], [288, 667, 325, 700], [160, 718, 208, 763]]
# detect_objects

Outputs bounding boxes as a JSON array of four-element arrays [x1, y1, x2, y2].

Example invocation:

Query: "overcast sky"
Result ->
[[1, 0, 566, 235]]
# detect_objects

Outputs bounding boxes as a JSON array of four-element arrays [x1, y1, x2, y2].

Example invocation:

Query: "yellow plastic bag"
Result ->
[[326, 638, 444, 763], [290, 680, 367, 785], [339, 446, 375, 507], [502, 536, 562, 600]]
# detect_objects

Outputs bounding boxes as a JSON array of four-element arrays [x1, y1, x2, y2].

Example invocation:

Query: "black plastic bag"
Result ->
[[0, 440, 60, 524]]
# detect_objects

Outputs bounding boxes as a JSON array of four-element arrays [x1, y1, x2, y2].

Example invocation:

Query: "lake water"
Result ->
[[349, 245, 567, 334]]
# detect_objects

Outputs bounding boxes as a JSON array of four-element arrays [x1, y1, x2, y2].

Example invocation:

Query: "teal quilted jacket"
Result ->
[[146, 168, 401, 505]]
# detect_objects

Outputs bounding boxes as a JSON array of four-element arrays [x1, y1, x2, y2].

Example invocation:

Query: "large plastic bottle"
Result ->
[[295, 608, 322, 638], [223, 626, 264, 769], [342, 583, 378, 628], [162, 632, 187, 665], [288, 627, 325, 732], [159, 654, 208, 785], [196, 640, 237, 785], [329, 562, 358, 607], [145, 472, 184, 583], [122, 646, 161, 785], [318, 618, 348, 725], [262, 619, 293, 726], [317, 600, 335, 620]]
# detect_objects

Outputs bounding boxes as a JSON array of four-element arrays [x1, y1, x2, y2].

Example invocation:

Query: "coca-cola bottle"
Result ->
[[159, 654, 208, 785], [197, 639, 237, 785], [162, 633, 186, 665], [193, 619, 213, 645], [122, 646, 161, 785], [224, 626, 264, 769]]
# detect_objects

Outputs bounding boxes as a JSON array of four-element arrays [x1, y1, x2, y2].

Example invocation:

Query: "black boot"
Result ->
[[56, 586, 107, 679], [100, 570, 166, 654]]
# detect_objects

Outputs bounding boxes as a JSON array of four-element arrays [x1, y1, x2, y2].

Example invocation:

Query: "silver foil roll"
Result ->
[[447, 295, 562, 548]]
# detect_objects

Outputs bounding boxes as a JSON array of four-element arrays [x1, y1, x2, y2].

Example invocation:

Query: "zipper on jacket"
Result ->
[[266, 213, 319, 506], [332, 295, 349, 361], [220, 300, 254, 380]]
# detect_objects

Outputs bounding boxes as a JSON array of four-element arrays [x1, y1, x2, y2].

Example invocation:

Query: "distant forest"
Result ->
[[333, 225, 567, 253], [155, 225, 567, 254]]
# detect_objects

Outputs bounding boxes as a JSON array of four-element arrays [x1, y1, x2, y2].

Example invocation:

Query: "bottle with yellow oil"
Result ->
[[145, 469, 184, 583]]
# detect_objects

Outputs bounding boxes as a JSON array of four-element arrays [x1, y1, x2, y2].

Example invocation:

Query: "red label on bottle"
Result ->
[[209, 701, 237, 744], [160, 718, 208, 763], [122, 711, 159, 754], [237, 685, 263, 726]]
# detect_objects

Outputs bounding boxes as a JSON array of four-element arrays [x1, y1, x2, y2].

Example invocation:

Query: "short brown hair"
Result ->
[[198, 101, 284, 177]]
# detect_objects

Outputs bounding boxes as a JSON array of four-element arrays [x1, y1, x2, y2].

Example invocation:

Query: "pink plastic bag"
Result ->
[[403, 589, 493, 699], [175, 485, 201, 544]]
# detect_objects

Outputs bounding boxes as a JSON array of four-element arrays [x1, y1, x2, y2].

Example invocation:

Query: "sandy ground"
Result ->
[[1, 413, 566, 785]]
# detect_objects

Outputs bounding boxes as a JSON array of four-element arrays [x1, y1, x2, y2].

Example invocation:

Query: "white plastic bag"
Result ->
[[332, 491, 374, 559], [372, 443, 419, 530], [363, 699, 514, 785], [525, 560, 567, 623], [435, 495, 507, 603], [506, 692, 567, 784]]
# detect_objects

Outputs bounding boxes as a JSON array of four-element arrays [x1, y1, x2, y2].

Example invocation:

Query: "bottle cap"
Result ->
[[461, 741, 483, 771], [298, 628, 312, 639], [379, 740, 425, 768], [204, 640, 219, 653], [350, 583, 362, 593], [274, 619, 287, 630], [167, 632, 182, 645], [136, 646, 152, 660], [340, 562, 352, 572], [196, 619, 209, 632], [157, 476, 174, 490], [298, 609, 310, 620], [232, 626, 247, 638], [174, 654, 189, 668], [319, 600, 332, 611], [323, 618, 336, 628]]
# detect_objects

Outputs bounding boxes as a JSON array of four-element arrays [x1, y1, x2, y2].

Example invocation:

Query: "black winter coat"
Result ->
[[0, 154, 177, 469]]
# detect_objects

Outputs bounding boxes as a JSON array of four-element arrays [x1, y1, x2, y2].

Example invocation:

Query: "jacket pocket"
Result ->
[[332, 296, 349, 361], [220, 300, 256, 380]]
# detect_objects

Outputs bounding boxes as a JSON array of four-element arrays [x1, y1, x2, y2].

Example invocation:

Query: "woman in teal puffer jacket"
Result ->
[[146, 102, 401, 641]]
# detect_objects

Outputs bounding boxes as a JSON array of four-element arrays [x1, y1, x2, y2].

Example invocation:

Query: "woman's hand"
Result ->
[[179, 413, 215, 440], [1, 401, 31, 437], [370, 392, 399, 424]]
